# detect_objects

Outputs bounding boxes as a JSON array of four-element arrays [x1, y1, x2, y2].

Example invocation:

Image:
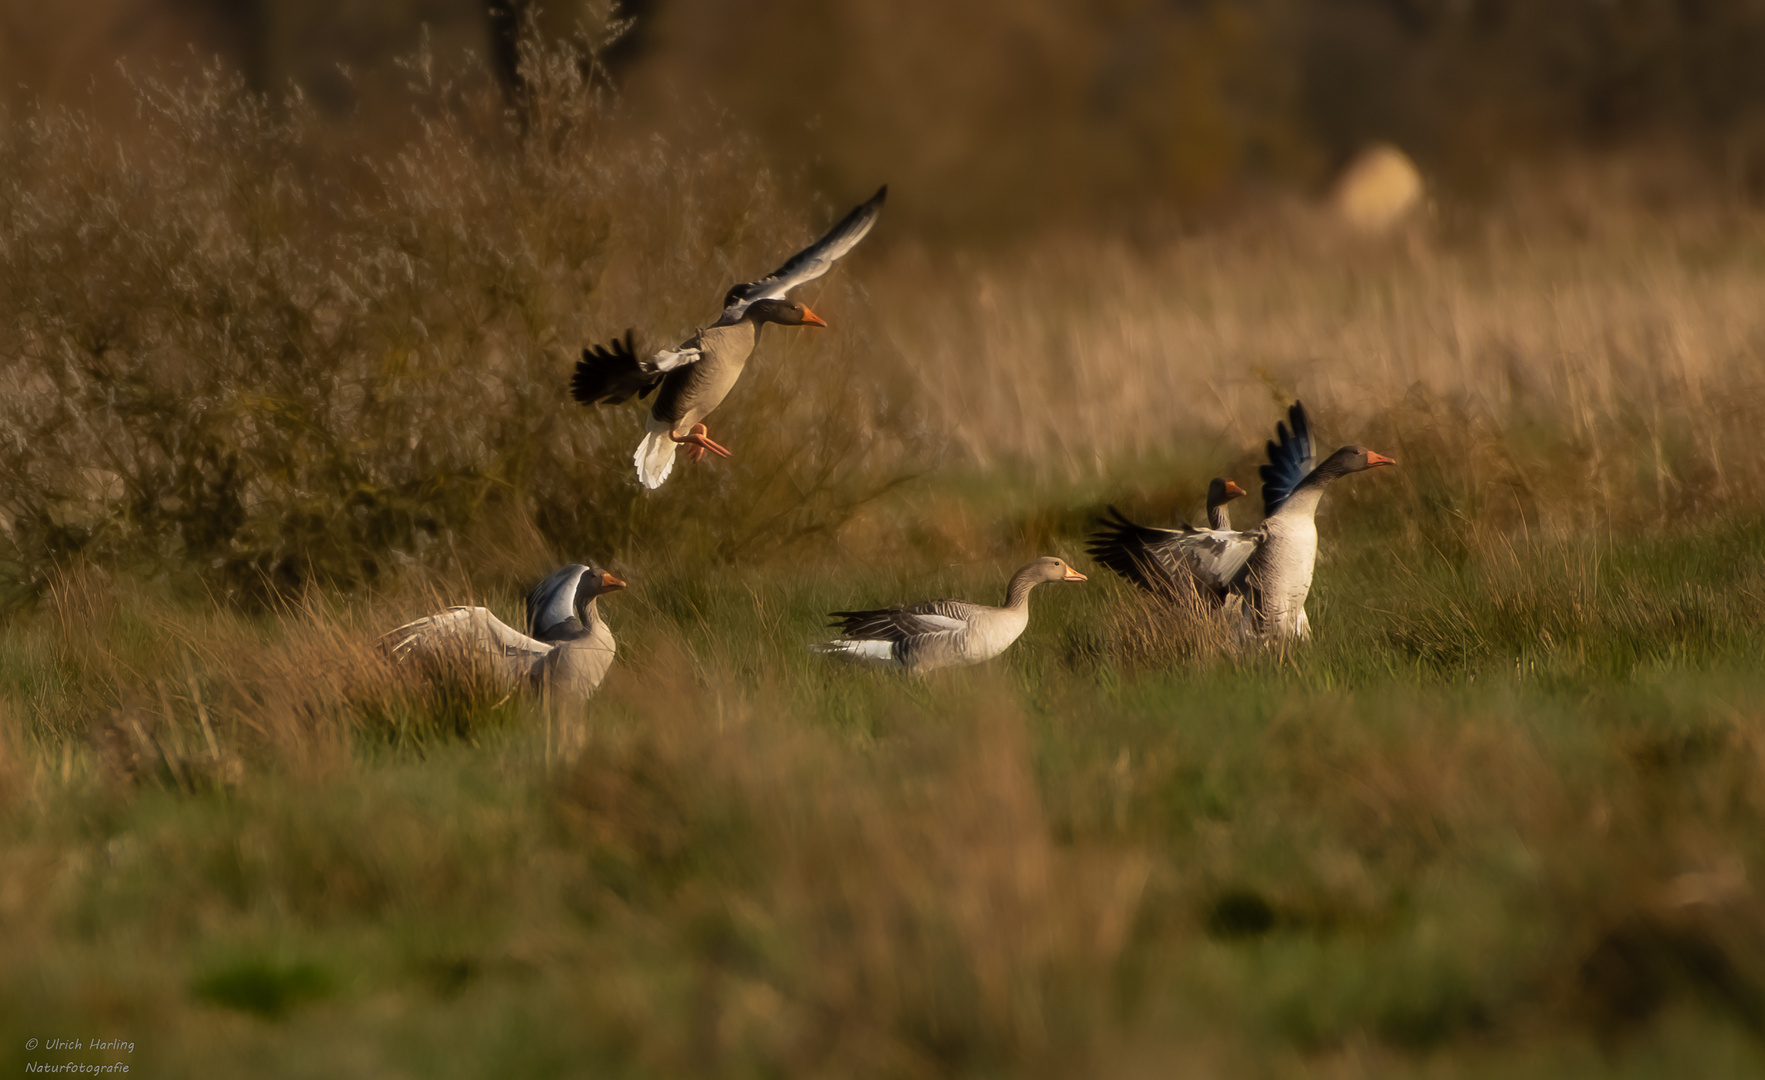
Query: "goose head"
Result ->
[[744, 298, 827, 327], [528, 562, 627, 641], [1325, 445, 1397, 474], [1207, 477, 1248, 509], [1023, 556, 1088, 584], [1005, 556, 1087, 605], [581, 565, 627, 607]]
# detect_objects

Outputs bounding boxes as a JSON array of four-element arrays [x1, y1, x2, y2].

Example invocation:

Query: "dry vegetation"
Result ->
[[6, 40, 1765, 1078], [0, 44, 906, 603]]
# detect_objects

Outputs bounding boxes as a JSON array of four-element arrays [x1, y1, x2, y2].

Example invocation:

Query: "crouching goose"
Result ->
[[572, 185, 888, 489], [382, 563, 625, 700], [1087, 477, 1247, 603], [1157, 402, 1394, 640], [810, 557, 1086, 672]]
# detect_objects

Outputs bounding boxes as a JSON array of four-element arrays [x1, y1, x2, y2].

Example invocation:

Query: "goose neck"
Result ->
[[1004, 573, 1041, 610], [1276, 477, 1331, 520]]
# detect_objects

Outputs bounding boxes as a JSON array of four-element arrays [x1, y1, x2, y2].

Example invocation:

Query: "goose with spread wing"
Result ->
[[810, 557, 1087, 672], [1154, 402, 1395, 640], [572, 186, 888, 489], [1087, 477, 1248, 603], [382, 563, 626, 700]]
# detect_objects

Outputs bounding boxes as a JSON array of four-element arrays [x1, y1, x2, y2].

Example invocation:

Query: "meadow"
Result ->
[[6, 48, 1765, 1077]]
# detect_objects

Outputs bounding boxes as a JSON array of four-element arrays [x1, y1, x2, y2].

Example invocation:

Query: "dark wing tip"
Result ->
[[1261, 400, 1317, 516], [569, 355, 601, 405], [1085, 507, 1172, 596], [571, 329, 653, 405]]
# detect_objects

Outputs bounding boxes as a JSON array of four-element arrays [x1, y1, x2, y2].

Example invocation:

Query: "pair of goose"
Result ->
[[1086, 402, 1395, 639], [383, 554, 1090, 694]]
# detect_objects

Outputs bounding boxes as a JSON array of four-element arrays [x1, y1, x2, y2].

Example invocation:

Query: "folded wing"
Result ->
[[824, 600, 970, 643], [720, 185, 888, 322]]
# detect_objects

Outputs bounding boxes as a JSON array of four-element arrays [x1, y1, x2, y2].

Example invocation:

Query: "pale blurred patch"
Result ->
[[1331, 144, 1425, 234]]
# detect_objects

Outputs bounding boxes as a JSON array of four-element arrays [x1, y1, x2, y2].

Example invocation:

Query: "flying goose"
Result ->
[[571, 186, 888, 489], [1086, 477, 1247, 603], [1155, 402, 1394, 640], [382, 563, 625, 700], [810, 557, 1087, 672]]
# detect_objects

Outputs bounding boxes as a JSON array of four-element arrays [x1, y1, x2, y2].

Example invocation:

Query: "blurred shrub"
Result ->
[[0, 39, 911, 604], [10, 0, 1765, 231], [622, 0, 1765, 230]]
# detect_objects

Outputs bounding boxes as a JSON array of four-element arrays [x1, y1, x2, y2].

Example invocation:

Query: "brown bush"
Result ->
[[0, 42, 912, 604]]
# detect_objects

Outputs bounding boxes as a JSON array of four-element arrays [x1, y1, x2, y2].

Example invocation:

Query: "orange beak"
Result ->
[[1367, 451, 1397, 467], [1223, 480, 1247, 497], [600, 572, 626, 591], [1063, 567, 1088, 582], [799, 306, 828, 328]]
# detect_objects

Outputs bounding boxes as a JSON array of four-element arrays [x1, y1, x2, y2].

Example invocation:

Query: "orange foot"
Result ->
[[671, 423, 732, 464]]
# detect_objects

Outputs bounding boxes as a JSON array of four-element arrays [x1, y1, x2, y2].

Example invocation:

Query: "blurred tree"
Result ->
[[6, 0, 1765, 220]]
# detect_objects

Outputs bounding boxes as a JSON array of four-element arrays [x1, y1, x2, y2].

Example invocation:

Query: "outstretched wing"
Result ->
[[826, 599, 970, 643], [381, 606, 552, 684], [1260, 400, 1315, 517], [526, 564, 591, 639], [1170, 528, 1261, 596], [1086, 507, 1194, 598], [570, 330, 702, 406], [719, 185, 888, 322]]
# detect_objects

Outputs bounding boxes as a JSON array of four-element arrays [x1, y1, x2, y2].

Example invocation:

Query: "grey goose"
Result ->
[[810, 557, 1087, 672], [383, 563, 625, 700], [571, 186, 888, 489], [1106, 403, 1394, 640]]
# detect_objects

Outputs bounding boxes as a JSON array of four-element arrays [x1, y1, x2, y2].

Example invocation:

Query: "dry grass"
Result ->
[[882, 196, 1765, 521], [10, 42, 1765, 605], [9, 538, 1765, 1074]]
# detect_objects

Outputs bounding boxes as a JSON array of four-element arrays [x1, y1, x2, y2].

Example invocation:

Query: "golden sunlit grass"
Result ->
[[6, 43, 1765, 1079]]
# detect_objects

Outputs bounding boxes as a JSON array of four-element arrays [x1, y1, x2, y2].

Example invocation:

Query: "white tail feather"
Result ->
[[808, 639, 900, 666], [634, 417, 677, 489]]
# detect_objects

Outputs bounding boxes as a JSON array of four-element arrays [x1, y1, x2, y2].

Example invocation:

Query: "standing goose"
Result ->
[[1086, 477, 1247, 603], [382, 563, 626, 700], [1158, 402, 1395, 640], [810, 557, 1087, 672], [571, 186, 888, 489]]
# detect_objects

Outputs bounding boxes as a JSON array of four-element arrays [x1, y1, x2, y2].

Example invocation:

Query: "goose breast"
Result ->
[[651, 322, 757, 432], [1252, 514, 1318, 638]]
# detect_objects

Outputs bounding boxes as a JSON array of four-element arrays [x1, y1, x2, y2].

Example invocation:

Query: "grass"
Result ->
[[6, 512, 1765, 1076], [7, 40, 1765, 1078]]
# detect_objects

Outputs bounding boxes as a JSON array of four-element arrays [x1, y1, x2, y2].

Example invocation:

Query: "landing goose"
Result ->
[[383, 563, 625, 700], [1161, 402, 1394, 640], [571, 186, 888, 489], [1087, 477, 1247, 603], [810, 557, 1086, 672]]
